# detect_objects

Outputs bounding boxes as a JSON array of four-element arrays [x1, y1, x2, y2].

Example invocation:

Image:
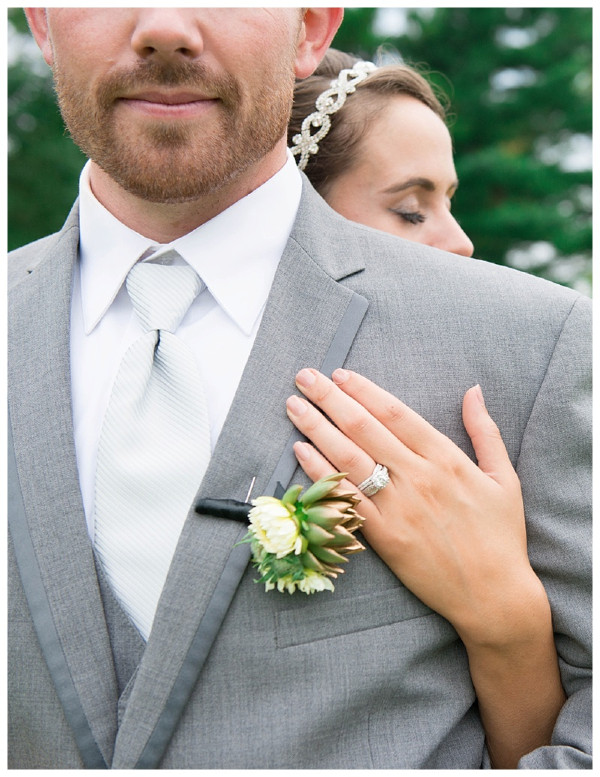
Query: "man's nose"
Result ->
[[131, 10, 204, 62]]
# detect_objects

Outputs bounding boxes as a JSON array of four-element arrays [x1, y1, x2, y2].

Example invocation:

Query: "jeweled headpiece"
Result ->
[[291, 60, 377, 171]]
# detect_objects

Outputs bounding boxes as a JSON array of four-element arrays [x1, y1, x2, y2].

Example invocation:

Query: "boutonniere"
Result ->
[[244, 473, 365, 594]]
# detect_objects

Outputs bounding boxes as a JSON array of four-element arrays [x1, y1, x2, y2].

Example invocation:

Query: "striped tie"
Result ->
[[94, 253, 211, 640]]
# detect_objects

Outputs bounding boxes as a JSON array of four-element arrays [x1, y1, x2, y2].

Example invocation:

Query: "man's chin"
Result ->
[[102, 161, 241, 205], [87, 135, 213, 199]]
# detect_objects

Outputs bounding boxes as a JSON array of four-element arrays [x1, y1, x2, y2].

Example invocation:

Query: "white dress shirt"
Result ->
[[71, 154, 302, 539]]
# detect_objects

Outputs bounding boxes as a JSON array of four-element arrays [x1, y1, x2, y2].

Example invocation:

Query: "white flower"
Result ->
[[276, 576, 299, 595], [264, 569, 335, 595], [298, 570, 335, 594], [243, 473, 365, 596], [248, 496, 300, 559]]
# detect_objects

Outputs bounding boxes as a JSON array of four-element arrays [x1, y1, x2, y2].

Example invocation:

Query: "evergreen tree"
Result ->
[[8, 8, 87, 251], [8, 8, 591, 293], [332, 7, 592, 292]]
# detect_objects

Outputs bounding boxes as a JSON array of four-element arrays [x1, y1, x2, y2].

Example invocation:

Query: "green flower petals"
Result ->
[[326, 525, 362, 549], [281, 483, 303, 506], [300, 549, 327, 573], [246, 472, 365, 594], [303, 522, 336, 546], [310, 544, 348, 565], [299, 472, 347, 507], [301, 504, 347, 530]]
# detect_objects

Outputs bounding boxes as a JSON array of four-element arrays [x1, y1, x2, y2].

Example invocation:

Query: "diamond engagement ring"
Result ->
[[357, 464, 390, 497]]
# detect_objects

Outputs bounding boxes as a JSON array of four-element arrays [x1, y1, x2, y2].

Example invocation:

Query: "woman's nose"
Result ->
[[434, 213, 474, 258]]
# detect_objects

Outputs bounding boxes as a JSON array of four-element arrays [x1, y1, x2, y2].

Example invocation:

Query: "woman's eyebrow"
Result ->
[[382, 177, 459, 195], [381, 177, 436, 194]]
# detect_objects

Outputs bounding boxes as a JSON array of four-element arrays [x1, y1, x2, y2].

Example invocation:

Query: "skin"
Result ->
[[325, 95, 474, 257], [24, 8, 564, 767], [287, 369, 566, 767], [300, 87, 563, 764], [25, 8, 343, 242]]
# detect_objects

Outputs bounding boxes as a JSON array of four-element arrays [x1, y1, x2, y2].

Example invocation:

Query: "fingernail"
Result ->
[[474, 384, 486, 408], [332, 368, 349, 385], [296, 368, 316, 388], [287, 395, 307, 416], [294, 441, 312, 462]]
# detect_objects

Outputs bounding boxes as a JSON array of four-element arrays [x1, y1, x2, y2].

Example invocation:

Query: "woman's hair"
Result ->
[[289, 49, 448, 196]]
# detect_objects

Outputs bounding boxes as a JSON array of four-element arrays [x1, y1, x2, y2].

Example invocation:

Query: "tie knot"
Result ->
[[126, 257, 203, 333]]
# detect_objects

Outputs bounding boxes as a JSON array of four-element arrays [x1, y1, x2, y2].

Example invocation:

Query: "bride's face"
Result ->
[[324, 95, 474, 258]]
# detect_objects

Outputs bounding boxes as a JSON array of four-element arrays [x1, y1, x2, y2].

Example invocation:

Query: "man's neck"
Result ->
[[88, 141, 289, 243]]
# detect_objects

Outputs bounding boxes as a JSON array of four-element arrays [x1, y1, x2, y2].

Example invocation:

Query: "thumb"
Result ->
[[462, 385, 515, 485]]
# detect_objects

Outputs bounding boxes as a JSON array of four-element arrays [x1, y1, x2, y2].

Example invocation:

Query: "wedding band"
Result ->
[[357, 463, 390, 497]]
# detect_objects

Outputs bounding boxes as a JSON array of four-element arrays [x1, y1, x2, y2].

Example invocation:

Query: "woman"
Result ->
[[287, 51, 566, 768], [289, 48, 473, 257]]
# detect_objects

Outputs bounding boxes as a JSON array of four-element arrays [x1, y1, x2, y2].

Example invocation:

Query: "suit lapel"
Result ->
[[112, 184, 368, 767], [9, 183, 368, 768], [8, 208, 119, 766]]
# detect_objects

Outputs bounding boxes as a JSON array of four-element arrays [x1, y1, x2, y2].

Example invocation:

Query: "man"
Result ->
[[8, 8, 591, 769]]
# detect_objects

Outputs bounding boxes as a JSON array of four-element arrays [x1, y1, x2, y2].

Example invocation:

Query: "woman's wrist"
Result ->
[[453, 571, 553, 654], [458, 578, 565, 769]]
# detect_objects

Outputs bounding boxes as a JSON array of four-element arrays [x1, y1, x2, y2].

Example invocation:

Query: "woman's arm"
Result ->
[[461, 607, 565, 768], [286, 367, 565, 768]]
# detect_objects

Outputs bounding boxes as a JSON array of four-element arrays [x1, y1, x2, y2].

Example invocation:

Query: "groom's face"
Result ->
[[29, 8, 304, 203]]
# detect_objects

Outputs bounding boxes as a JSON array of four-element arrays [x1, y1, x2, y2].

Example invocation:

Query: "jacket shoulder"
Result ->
[[8, 204, 79, 291], [295, 178, 588, 321], [8, 234, 60, 288]]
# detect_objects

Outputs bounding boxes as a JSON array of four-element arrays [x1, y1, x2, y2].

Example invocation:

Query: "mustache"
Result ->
[[93, 59, 240, 109]]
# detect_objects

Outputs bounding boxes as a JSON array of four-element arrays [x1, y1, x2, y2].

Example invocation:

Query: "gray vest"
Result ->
[[94, 558, 145, 723]]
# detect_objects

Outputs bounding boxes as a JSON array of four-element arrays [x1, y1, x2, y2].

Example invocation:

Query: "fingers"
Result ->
[[329, 368, 452, 458], [292, 441, 359, 500], [289, 369, 517, 496], [288, 370, 411, 483], [292, 441, 380, 524], [286, 394, 394, 487], [462, 385, 517, 486], [293, 441, 336, 482]]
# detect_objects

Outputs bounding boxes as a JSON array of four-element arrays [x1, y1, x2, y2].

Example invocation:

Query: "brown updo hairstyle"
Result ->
[[289, 49, 448, 197]]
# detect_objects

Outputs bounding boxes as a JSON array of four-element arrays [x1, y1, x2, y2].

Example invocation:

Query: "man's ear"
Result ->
[[24, 8, 54, 67], [294, 8, 343, 79]]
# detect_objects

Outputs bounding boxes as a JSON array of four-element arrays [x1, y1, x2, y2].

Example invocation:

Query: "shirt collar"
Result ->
[[78, 152, 302, 335]]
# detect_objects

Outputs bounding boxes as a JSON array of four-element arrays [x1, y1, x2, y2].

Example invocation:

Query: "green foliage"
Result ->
[[329, 8, 380, 58], [332, 8, 592, 292], [7, 8, 591, 292], [8, 5, 28, 33], [8, 8, 86, 250]]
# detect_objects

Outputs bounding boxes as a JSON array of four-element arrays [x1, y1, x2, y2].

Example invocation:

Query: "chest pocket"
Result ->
[[275, 586, 435, 649]]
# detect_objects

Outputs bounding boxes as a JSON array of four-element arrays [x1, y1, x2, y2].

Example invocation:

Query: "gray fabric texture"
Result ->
[[8, 178, 591, 768]]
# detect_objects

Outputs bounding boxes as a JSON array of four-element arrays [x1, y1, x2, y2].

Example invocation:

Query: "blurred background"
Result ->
[[8, 7, 592, 294]]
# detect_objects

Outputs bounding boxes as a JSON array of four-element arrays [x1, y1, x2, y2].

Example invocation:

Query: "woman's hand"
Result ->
[[287, 367, 566, 767], [286, 367, 548, 649]]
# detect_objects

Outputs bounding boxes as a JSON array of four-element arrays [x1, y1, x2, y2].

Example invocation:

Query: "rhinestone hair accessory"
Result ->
[[291, 60, 377, 171]]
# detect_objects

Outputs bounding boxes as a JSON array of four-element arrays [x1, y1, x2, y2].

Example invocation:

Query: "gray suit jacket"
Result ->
[[8, 180, 591, 768]]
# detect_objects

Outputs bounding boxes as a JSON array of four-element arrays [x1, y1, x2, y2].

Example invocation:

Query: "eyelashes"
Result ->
[[391, 208, 426, 225]]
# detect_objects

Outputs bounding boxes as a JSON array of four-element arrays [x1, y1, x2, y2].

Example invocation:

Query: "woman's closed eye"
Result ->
[[391, 208, 426, 225]]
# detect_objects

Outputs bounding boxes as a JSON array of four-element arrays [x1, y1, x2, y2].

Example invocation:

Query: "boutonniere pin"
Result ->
[[244, 473, 365, 594]]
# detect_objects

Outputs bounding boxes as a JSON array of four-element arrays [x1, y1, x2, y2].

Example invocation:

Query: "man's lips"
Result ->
[[118, 90, 218, 117]]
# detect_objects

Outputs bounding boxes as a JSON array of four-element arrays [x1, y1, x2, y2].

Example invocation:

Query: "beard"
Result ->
[[51, 56, 295, 203]]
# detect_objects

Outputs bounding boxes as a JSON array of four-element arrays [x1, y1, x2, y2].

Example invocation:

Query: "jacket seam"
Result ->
[[514, 294, 583, 471]]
